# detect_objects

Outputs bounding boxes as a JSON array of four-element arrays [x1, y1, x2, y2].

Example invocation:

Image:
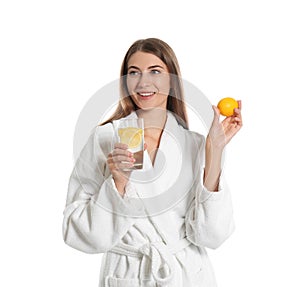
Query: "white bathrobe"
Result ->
[[63, 111, 235, 287]]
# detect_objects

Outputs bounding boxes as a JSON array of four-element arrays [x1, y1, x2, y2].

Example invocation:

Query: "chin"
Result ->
[[133, 100, 168, 112]]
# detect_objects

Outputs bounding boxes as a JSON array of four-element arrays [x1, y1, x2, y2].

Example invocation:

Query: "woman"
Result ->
[[63, 38, 242, 287]]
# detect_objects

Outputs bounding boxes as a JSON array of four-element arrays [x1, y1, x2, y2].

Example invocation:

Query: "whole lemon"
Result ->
[[217, 97, 238, 117]]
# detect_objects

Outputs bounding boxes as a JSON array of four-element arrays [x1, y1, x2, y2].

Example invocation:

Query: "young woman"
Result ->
[[63, 38, 242, 286]]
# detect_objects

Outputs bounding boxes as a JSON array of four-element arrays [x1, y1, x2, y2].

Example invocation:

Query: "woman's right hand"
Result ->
[[107, 143, 135, 196]]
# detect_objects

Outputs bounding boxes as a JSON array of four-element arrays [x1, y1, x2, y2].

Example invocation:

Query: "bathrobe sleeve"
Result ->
[[63, 125, 140, 254], [185, 133, 235, 249]]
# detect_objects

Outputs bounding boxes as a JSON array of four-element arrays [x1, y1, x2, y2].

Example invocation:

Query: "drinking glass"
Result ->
[[113, 118, 144, 170]]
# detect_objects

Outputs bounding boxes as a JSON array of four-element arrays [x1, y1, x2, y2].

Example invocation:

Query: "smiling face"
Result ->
[[126, 51, 170, 111]]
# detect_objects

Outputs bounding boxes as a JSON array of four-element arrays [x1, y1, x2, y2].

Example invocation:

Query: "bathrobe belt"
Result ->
[[110, 237, 191, 286]]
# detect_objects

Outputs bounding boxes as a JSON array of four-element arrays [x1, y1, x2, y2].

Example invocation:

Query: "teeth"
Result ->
[[139, 92, 154, 97]]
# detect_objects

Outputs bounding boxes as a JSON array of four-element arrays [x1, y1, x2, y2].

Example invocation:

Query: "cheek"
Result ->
[[154, 76, 170, 95], [126, 78, 138, 93], [129, 95, 140, 109]]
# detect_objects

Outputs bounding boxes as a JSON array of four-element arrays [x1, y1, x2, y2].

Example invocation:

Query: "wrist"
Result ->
[[206, 134, 225, 152], [112, 175, 128, 196], [205, 139, 223, 158], [204, 138, 223, 192]]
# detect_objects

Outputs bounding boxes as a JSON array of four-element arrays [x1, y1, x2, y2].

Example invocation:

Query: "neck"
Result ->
[[136, 108, 167, 130]]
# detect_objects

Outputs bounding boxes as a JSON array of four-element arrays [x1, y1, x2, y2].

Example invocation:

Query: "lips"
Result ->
[[137, 92, 156, 97]]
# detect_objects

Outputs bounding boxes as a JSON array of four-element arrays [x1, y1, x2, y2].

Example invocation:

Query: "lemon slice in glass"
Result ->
[[118, 127, 143, 149]]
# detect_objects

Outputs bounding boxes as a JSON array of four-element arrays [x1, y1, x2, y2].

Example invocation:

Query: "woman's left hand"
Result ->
[[207, 100, 243, 151]]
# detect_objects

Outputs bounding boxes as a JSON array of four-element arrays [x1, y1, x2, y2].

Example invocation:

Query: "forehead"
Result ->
[[127, 51, 167, 69]]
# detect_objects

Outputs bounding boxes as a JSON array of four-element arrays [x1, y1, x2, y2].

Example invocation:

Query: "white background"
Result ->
[[1, 0, 299, 286]]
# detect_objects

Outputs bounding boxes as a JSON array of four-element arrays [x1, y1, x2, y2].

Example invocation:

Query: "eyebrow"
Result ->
[[128, 65, 165, 70]]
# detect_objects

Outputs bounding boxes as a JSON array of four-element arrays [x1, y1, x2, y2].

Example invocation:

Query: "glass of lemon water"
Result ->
[[113, 118, 144, 170]]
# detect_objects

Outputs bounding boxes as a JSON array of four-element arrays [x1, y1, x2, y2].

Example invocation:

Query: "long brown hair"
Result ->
[[101, 38, 189, 129]]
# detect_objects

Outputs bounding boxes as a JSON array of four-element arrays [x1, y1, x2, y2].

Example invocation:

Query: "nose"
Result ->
[[138, 71, 151, 88]]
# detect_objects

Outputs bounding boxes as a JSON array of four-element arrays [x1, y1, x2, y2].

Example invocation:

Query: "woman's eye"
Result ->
[[128, 70, 140, 76], [151, 69, 160, 75]]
